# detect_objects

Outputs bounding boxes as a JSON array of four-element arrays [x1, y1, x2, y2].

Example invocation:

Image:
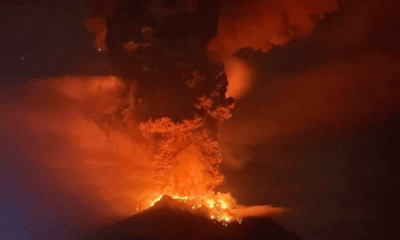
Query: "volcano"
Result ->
[[81, 195, 301, 240]]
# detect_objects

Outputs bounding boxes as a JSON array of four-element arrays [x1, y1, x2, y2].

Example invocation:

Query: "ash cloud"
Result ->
[[0, 76, 158, 237], [219, 0, 400, 164], [217, 0, 400, 237], [207, 0, 342, 99], [1, 0, 399, 239], [84, 0, 343, 99], [208, 0, 340, 54], [220, 53, 400, 148]]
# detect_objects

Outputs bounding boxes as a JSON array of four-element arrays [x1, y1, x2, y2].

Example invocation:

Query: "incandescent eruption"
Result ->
[[0, 0, 345, 227], [85, 0, 330, 223], [83, 195, 298, 240], [6, 0, 388, 239]]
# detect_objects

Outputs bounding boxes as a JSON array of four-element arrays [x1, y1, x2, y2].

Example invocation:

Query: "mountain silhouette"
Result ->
[[81, 195, 301, 240]]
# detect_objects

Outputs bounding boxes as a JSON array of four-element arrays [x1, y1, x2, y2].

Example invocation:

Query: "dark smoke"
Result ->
[[216, 0, 400, 239], [1, 0, 399, 239], [219, 0, 400, 166], [0, 76, 156, 238]]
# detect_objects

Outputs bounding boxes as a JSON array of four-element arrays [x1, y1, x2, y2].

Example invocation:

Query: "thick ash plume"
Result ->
[[209, 0, 341, 99], [208, 0, 340, 55], [84, 0, 341, 99], [0, 76, 157, 225], [220, 52, 400, 169], [84, 0, 341, 56], [79, 0, 346, 217], [219, 0, 400, 150], [79, 1, 400, 238], [0, 74, 282, 227], [216, 0, 400, 235], [1, 0, 358, 234]]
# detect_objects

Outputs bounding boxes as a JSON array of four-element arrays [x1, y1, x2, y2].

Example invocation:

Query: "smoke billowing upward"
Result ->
[[1, 0, 399, 239], [208, 0, 340, 54], [0, 73, 271, 236], [219, 0, 400, 161], [84, 0, 342, 99], [216, 0, 400, 237], [0, 77, 155, 221]]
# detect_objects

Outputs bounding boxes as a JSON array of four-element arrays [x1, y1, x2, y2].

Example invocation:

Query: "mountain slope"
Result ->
[[82, 196, 301, 240]]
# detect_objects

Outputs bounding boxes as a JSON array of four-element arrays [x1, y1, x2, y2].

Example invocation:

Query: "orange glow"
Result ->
[[1, 75, 286, 226], [146, 193, 236, 223], [219, 53, 400, 146], [207, 0, 340, 56], [84, 16, 108, 51], [208, 0, 341, 100], [224, 57, 255, 99], [145, 192, 286, 223], [138, 143, 285, 223]]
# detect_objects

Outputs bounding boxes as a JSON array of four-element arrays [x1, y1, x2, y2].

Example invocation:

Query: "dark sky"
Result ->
[[0, 0, 115, 79], [0, 1, 116, 239], [1, 0, 399, 239], [218, 0, 400, 238]]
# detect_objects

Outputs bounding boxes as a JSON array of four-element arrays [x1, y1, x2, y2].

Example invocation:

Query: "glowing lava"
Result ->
[[143, 191, 287, 224], [147, 193, 236, 223], [125, 108, 287, 224]]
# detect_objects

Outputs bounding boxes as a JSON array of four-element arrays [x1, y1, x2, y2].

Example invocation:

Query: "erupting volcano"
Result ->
[[135, 116, 286, 223], [82, 195, 299, 240], [4, 0, 399, 239], [82, 0, 308, 226]]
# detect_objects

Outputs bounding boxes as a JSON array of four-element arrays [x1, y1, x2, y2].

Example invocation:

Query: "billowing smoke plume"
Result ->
[[0, 73, 279, 235], [4, 0, 398, 239], [1, 0, 343, 226], [84, 0, 342, 99], [0, 77, 155, 221], [219, 0, 400, 165], [208, 0, 340, 54], [216, 0, 400, 236], [209, 0, 341, 98]]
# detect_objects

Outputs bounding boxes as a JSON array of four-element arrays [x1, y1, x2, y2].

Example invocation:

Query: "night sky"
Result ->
[[1, 0, 400, 239], [1, 1, 117, 238], [0, 0, 116, 79]]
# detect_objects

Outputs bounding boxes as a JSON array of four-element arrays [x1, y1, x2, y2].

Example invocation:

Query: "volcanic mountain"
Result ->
[[81, 195, 301, 240]]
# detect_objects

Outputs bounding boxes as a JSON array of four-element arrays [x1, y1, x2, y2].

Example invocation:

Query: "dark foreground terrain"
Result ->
[[81, 196, 301, 240]]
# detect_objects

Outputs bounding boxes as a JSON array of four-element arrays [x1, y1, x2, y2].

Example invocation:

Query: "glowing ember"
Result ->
[[121, 84, 286, 224], [150, 195, 164, 207], [133, 115, 240, 223], [143, 191, 287, 224], [147, 194, 236, 223], [7, 74, 287, 226]]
